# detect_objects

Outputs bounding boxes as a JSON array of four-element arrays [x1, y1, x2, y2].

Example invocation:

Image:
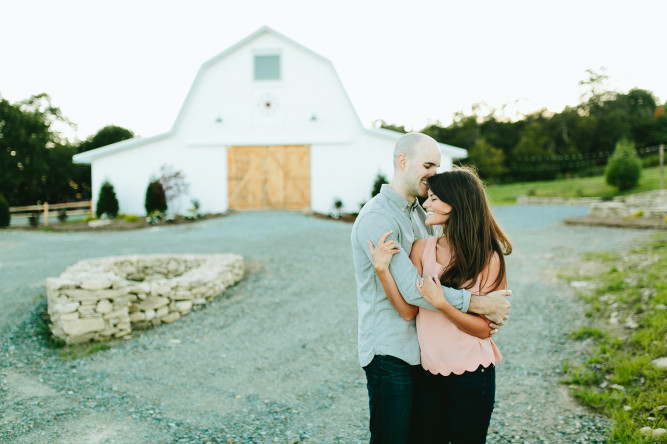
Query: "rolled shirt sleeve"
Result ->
[[355, 211, 470, 312]]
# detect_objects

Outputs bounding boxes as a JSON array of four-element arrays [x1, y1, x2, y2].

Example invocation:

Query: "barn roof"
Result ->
[[365, 127, 468, 159], [73, 26, 467, 164]]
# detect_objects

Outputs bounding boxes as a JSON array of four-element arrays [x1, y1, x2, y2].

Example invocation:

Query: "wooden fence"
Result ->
[[9, 201, 92, 227]]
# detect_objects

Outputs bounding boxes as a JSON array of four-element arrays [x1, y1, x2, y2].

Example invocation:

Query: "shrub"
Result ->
[[96, 181, 119, 218], [57, 208, 68, 223], [145, 180, 167, 214], [371, 173, 388, 198], [28, 211, 39, 227], [605, 138, 642, 191], [0, 194, 10, 228]]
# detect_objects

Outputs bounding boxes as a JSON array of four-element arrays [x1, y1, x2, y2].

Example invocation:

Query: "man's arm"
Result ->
[[355, 213, 469, 312], [468, 290, 512, 325]]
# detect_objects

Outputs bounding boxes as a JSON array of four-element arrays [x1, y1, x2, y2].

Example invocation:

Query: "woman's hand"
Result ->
[[368, 231, 400, 272], [416, 274, 447, 310]]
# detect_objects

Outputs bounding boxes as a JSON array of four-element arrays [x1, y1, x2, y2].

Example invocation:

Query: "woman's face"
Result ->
[[423, 190, 452, 227]]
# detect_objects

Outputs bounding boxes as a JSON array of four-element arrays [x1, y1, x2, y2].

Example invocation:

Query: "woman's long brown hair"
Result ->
[[427, 167, 512, 292]]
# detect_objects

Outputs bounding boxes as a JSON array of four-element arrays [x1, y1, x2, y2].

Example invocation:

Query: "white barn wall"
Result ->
[[91, 139, 228, 216], [311, 132, 396, 214]]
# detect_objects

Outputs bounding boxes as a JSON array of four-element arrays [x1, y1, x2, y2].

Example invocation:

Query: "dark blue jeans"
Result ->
[[412, 364, 495, 444], [363, 355, 419, 444]]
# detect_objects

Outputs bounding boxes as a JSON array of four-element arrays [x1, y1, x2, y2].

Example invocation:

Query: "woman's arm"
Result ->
[[368, 232, 419, 321], [419, 252, 506, 338]]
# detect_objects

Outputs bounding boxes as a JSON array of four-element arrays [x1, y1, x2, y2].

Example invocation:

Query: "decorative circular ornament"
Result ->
[[257, 93, 279, 116]]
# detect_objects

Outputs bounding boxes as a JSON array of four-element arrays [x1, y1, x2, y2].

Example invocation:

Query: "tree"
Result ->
[[0, 194, 10, 228], [78, 125, 134, 153], [0, 93, 83, 206], [157, 164, 189, 204], [96, 181, 119, 217], [605, 138, 642, 191], [511, 121, 557, 181], [145, 180, 167, 214], [371, 173, 388, 198], [465, 138, 506, 181]]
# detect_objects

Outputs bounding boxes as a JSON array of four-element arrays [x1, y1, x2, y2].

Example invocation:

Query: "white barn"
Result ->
[[73, 26, 467, 216]]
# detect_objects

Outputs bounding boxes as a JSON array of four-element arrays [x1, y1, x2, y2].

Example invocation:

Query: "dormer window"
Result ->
[[254, 54, 280, 81]]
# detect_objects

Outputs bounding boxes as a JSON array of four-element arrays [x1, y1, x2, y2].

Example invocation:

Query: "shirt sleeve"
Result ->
[[355, 211, 471, 312]]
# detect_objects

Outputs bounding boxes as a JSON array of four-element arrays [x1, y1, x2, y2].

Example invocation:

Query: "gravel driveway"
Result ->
[[0, 206, 656, 443]]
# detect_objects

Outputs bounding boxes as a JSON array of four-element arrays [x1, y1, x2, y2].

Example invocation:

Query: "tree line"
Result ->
[[2, 71, 666, 208], [0, 93, 133, 206], [382, 71, 667, 183]]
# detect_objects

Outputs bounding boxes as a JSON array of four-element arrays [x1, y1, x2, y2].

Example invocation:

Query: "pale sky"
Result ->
[[1, 0, 665, 142]]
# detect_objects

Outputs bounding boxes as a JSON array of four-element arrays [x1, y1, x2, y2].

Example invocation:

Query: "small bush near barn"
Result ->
[[605, 138, 642, 191], [0, 194, 10, 227], [145, 180, 167, 214], [96, 181, 119, 218], [371, 173, 388, 198]]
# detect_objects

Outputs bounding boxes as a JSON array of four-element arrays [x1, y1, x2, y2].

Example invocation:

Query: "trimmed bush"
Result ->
[[145, 180, 167, 214], [0, 194, 10, 228], [605, 138, 642, 191], [371, 173, 388, 198], [96, 181, 119, 218]]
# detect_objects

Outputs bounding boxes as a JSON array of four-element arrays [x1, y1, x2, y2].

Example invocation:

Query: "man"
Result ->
[[351, 132, 511, 443]]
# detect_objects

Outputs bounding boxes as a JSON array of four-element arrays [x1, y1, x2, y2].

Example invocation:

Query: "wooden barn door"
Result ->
[[227, 145, 310, 209]]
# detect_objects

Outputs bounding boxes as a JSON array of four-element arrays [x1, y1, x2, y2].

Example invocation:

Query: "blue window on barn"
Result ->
[[254, 55, 281, 81]]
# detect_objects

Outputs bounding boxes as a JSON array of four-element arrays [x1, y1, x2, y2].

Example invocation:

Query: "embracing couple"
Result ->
[[351, 132, 513, 443]]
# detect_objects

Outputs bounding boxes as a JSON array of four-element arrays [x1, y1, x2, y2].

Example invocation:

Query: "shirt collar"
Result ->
[[380, 184, 420, 213]]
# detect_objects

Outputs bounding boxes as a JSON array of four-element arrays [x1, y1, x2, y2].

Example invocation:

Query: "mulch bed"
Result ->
[[5, 213, 230, 232]]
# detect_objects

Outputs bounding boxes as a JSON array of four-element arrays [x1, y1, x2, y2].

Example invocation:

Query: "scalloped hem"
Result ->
[[422, 357, 500, 377]]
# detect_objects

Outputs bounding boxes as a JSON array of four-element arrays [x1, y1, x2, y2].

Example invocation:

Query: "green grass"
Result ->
[[36, 303, 113, 360], [486, 166, 663, 204], [57, 341, 111, 360], [562, 233, 667, 442]]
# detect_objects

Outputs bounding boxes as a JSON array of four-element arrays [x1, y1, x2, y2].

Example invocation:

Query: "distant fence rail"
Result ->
[[10, 201, 92, 226]]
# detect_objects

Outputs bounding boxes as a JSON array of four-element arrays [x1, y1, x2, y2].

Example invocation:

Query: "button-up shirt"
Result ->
[[351, 184, 471, 367]]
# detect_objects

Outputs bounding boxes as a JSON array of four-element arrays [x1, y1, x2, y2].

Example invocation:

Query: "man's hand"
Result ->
[[468, 289, 512, 325]]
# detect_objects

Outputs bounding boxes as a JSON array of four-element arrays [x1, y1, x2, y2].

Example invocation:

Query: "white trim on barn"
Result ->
[[73, 26, 467, 216]]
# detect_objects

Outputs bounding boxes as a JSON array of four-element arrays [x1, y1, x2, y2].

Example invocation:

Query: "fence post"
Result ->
[[660, 144, 664, 190], [44, 202, 49, 227]]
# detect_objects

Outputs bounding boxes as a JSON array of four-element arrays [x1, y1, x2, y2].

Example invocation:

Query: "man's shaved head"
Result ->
[[393, 132, 439, 166], [390, 132, 442, 201]]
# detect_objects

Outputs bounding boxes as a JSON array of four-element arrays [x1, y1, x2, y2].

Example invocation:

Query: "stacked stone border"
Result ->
[[46, 254, 244, 344]]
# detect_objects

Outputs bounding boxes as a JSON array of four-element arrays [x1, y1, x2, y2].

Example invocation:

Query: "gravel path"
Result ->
[[0, 206, 656, 443]]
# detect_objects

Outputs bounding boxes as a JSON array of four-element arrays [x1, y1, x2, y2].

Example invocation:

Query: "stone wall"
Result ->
[[588, 189, 667, 219], [46, 254, 244, 344]]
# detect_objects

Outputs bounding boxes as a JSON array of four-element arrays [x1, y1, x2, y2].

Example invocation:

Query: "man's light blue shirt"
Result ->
[[351, 184, 471, 367]]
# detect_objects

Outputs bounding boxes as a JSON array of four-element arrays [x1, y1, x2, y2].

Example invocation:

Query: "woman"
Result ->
[[369, 166, 512, 443]]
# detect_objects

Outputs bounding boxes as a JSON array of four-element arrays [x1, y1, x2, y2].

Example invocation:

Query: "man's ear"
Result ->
[[396, 153, 408, 171]]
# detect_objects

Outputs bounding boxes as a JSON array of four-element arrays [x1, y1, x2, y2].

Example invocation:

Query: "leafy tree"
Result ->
[[605, 138, 642, 191], [145, 180, 167, 214], [96, 181, 119, 217], [377, 120, 407, 133], [0, 93, 89, 206], [464, 138, 506, 181], [0, 194, 10, 227], [511, 121, 557, 181], [78, 125, 134, 153]]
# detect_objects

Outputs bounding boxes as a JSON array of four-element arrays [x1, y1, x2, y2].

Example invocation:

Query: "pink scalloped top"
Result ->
[[416, 237, 503, 376]]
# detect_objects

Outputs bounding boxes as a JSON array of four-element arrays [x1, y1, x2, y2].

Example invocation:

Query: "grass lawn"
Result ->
[[486, 166, 663, 204], [560, 233, 667, 442]]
